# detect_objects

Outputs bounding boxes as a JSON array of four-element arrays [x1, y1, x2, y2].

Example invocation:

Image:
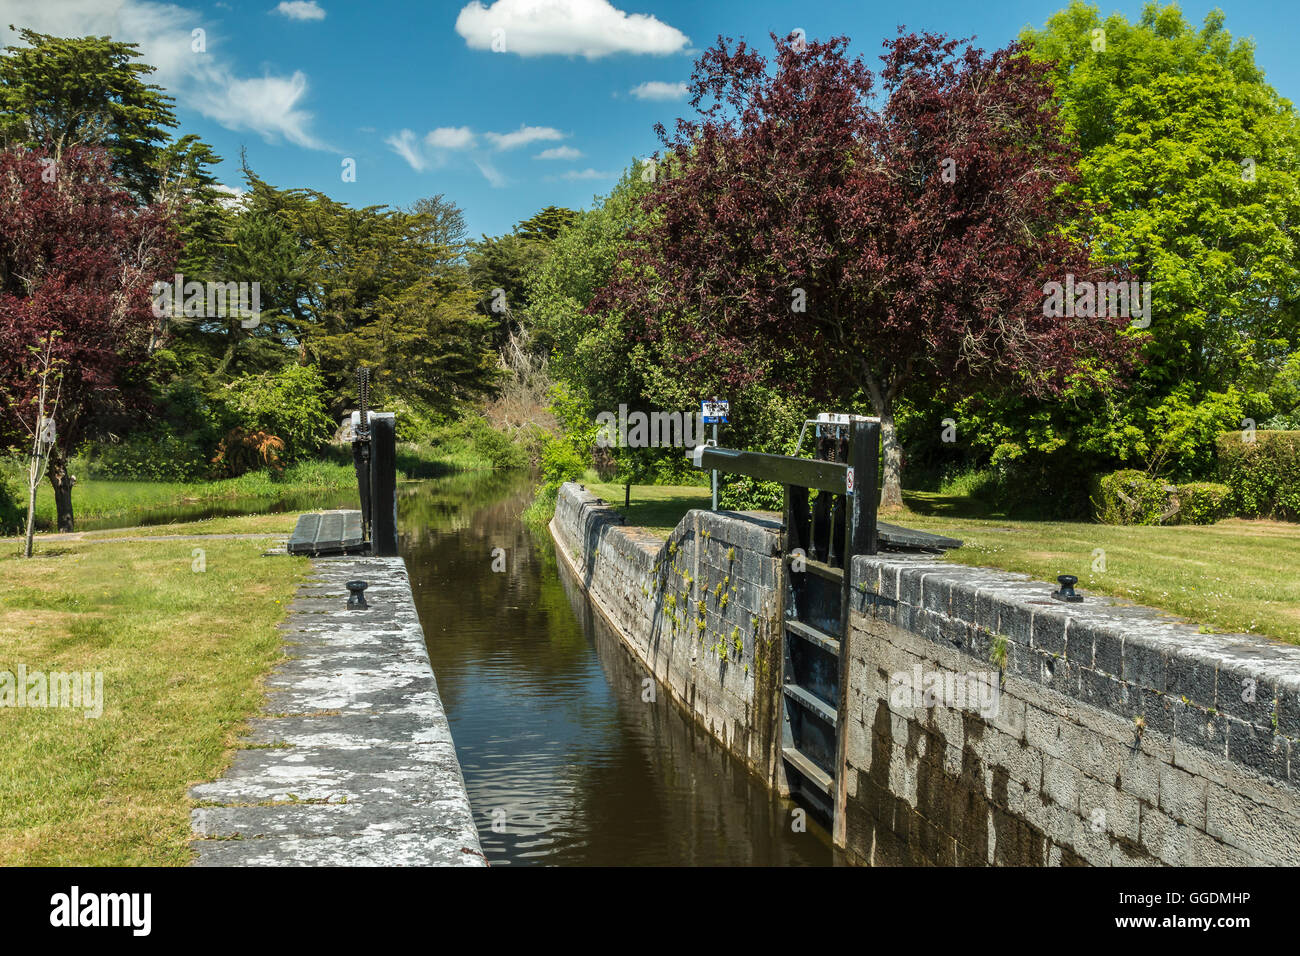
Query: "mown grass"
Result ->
[[67, 512, 303, 539], [587, 480, 713, 537], [584, 481, 1300, 646], [20, 459, 357, 527], [9, 441, 501, 532], [897, 490, 1300, 645], [0, 517, 308, 864]]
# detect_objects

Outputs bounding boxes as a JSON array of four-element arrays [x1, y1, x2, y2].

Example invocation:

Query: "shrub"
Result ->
[[1175, 482, 1232, 525], [1093, 470, 1172, 525], [1094, 470, 1231, 525], [718, 475, 784, 511], [388, 398, 441, 445], [470, 422, 528, 470], [987, 447, 1094, 519], [85, 429, 210, 481], [1216, 430, 1300, 520], [937, 467, 1001, 499], [408, 414, 528, 471], [224, 365, 334, 463], [210, 429, 285, 478], [0, 469, 22, 535], [540, 435, 586, 489]]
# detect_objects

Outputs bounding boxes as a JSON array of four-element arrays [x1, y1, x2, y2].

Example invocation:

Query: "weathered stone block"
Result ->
[[1225, 716, 1288, 781], [1091, 625, 1124, 677], [1121, 636, 1168, 693], [1137, 803, 1188, 865], [1077, 774, 1140, 845], [1157, 761, 1208, 828], [1205, 783, 1300, 864], [1032, 611, 1069, 657]]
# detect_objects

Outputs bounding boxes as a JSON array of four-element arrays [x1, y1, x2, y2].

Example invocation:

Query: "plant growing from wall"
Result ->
[[989, 633, 1009, 673]]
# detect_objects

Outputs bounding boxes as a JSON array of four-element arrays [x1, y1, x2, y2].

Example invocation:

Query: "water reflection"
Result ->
[[401, 473, 835, 866]]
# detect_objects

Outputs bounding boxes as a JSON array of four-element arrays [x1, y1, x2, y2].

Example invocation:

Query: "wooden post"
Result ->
[[832, 418, 880, 844], [369, 413, 398, 556], [849, 419, 880, 557]]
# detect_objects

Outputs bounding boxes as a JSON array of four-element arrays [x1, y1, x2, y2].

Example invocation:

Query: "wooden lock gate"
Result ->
[[690, 416, 961, 838]]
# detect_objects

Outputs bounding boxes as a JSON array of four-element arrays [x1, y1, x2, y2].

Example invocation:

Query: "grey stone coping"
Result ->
[[189, 555, 486, 867]]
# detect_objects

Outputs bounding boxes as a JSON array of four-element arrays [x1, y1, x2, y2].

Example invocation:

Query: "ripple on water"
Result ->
[[402, 476, 835, 867]]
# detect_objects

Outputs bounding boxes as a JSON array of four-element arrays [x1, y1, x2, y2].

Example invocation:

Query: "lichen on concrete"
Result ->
[[189, 556, 485, 867]]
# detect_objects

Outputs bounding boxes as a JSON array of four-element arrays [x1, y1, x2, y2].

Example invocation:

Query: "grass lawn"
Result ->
[[587, 480, 712, 537], [17, 460, 358, 529], [47, 512, 303, 539], [586, 481, 1300, 646], [8, 441, 496, 531], [0, 515, 308, 865]]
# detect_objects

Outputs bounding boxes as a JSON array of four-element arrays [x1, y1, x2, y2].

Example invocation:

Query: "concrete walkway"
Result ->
[[189, 555, 485, 866]]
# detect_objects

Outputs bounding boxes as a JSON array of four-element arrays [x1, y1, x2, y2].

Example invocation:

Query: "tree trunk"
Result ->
[[23, 460, 38, 558], [47, 450, 75, 532], [879, 402, 904, 510]]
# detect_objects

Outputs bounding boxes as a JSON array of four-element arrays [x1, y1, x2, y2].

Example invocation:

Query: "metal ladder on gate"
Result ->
[[689, 415, 959, 836], [777, 417, 876, 827]]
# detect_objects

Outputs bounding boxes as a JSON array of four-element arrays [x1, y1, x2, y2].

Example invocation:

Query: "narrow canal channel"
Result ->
[[400, 472, 836, 866]]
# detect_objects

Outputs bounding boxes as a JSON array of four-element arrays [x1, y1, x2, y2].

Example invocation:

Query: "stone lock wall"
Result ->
[[843, 553, 1300, 866], [554, 482, 1300, 866], [552, 483, 785, 781]]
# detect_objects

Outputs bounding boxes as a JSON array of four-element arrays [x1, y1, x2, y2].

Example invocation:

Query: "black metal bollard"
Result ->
[[1052, 574, 1083, 603], [346, 580, 369, 609]]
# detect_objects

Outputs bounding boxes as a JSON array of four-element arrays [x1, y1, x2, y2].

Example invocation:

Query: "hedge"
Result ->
[[0, 470, 23, 535], [1216, 430, 1300, 521], [1093, 470, 1231, 525]]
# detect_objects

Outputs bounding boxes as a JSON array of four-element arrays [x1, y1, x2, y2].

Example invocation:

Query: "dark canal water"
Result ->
[[399, 472, 835, 866]]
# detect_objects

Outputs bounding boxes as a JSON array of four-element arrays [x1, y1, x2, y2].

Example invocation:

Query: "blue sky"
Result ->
[[6, 0, 1298, 237]]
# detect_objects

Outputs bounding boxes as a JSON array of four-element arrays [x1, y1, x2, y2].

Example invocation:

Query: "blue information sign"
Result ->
[[701, 399, 729, 424]]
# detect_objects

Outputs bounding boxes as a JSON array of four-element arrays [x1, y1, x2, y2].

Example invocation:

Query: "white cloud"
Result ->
[[0, 1, 331, 150], [485, 124, 564, 151], [534, 145, 582, 160], [387, 126, 480, 171], [455, 0, 688, 59], [386, 129, 429, 172], [475, 159, 507, 188], [561, 168, 615, 180], [194, 71, 326, 150], [630, 80, 687, 101], [274, 1, 325, 20], [426, 126, 476, 150], [213, 182, 246, 205]]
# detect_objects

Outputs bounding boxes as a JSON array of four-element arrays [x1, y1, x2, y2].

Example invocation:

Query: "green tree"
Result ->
[[247, 178, 496, 412], [0, 27, 178, 197], [469, 205, 577, 348], [516, 205, 577, 242], [527, 166, 810, 483], [526, 173, 649, 408], [1017, 2, 1300, 476], [412, 193, 470, 273]]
